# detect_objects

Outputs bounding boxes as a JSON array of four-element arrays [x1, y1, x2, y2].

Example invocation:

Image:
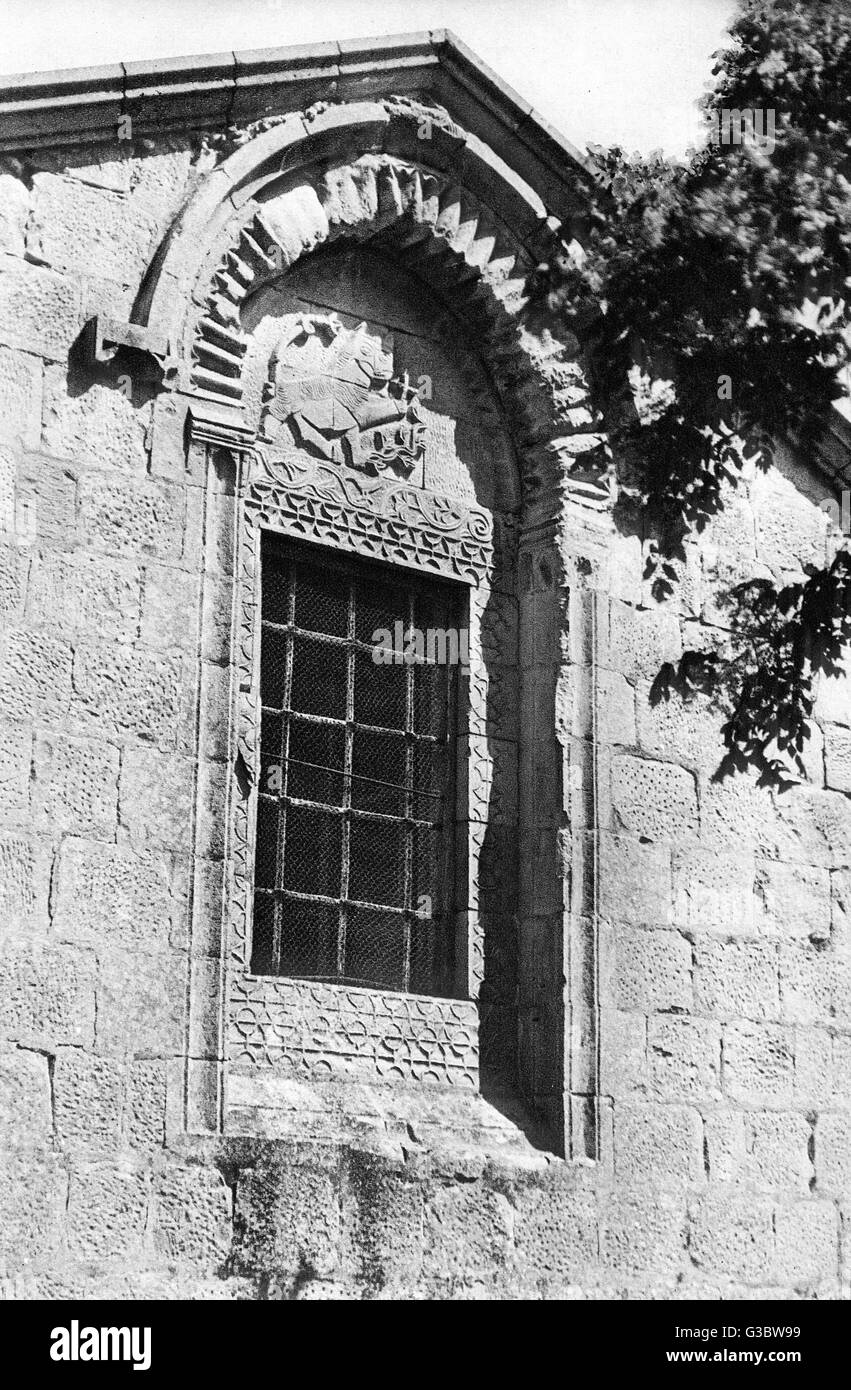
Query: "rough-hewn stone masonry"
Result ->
[[0, 32, 849, 1299]]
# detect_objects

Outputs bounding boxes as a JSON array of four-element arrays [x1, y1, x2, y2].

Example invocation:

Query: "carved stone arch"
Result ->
[[190, 157, 546, 444], [147, 99, 607, 1161], [138, 101, 607, 506]]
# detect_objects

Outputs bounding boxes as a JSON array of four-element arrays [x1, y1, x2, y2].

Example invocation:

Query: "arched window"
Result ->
[[152, 109, 605, 1160]]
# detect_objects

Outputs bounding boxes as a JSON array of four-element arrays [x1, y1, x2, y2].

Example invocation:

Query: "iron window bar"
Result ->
[[268, 754, 444, 801], [251, 534, 460, 998]]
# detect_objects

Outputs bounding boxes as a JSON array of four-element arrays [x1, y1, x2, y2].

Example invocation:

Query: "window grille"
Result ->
[[251, 535, 460, 998]]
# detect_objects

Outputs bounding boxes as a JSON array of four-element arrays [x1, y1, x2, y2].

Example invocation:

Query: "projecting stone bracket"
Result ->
[[82, 314, 179, 385]]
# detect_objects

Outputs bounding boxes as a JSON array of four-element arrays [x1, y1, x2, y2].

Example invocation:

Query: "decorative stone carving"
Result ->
[[246, 446, 494, 585], [229, 976, 478, 1088], [166, 112, 597, 1156], [263, 314, 427, 477], [223, 425, 501, 1086]]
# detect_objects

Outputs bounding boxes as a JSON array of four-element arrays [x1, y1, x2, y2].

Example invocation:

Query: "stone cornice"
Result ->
[[0, 29, 594, 204]]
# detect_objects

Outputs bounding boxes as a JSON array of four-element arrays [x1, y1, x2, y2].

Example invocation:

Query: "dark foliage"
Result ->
[[535, 0, 851, 786]]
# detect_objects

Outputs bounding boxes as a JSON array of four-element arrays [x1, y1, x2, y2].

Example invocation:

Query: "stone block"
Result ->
[[689, 1190, 774, 1282], [94, 947, 184, 1057], [340, 1162, 424, 1290], [815, 1113, 851, 1195], [0, 833, 45, 934], [140, 562, 201, 652], [598, 834, 672, 926], [751, 465, 830, 577], [599, 1190, 687, 1276], [0, 544, 28, 628], [124, 1059, 166, 1149], [72, 639, 183, 745], [17, 455, 78, 541], [611, 754, 698, 842], [53, 839, 172, 952], [67, 1160, 149, 1260], [78, 472, 184, 560], [606, 600, 682, 682], [513, 1180, 598, 1280], [198, 661, 231, 761], [825, 724, 851, 795], [0, 173, 28, 256], [774, 787, 851, 870], [0, 259, 81, 359], [703, 1110, 747, 1184], [32, 733, 119, 837], [194, 760, 228, 861], [423, 1181, 513, 1276], [815, 667, 851, 728], [636, 682, 726, 773], [599, 1009, 648, 1099], [0, 720, 29, 821], [0, 943, 95, 1049], [746, 1111, 812, 1193], [43, 366, 149, 472], [613, 926, 692, 1013], [832, 1034, 851, 1107], [700, 490, 758, 625], [571, 667, 636, 746], [672, 848, 755, 934], [53, 1050, 124, 1151], [613, 1103, 705, 1188], [200, 574, 233, 664], [0, 1047, 52, 1145], [695, 939, 780, 1022], [0, 346, 41, 449], [28, 172, 161, 284], [0, 627, 73, 722], [698, 773, 776, 854], [831, 869, 851, 952], [27, 549, 142, 641], [648, 1015, 721, 1102], [147, 392, 191, 480], [755, 860, 831, 942], [774, 1201, 838, 1285], [794, 1027, 835, 1108], [119, 746, 194, 852], [641, 538, 702, 616], [723, 1021, 795, 1106], [779, 943, 851, 1028], [0, 1151, 66, 1275], [152, 1164, 231, 1266], [0, 441, 14, 528], [235, 1161, 342, 1279]]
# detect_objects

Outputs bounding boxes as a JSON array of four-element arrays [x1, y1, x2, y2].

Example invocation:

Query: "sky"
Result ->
[[0, 0, 737, 157]]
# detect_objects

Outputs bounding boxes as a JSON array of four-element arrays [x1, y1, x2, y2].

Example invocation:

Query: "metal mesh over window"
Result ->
[[252, 535, 459, 997]]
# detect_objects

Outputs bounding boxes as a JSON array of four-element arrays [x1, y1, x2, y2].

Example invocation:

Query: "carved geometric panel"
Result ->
[[229, 975, 478, 1088]]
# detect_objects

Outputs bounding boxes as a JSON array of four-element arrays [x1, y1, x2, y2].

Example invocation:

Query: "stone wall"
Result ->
[[1, 49, 850, 1300]]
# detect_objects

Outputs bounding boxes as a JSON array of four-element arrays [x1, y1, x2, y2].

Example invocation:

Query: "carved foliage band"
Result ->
[[246, 448, 495, 585]]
